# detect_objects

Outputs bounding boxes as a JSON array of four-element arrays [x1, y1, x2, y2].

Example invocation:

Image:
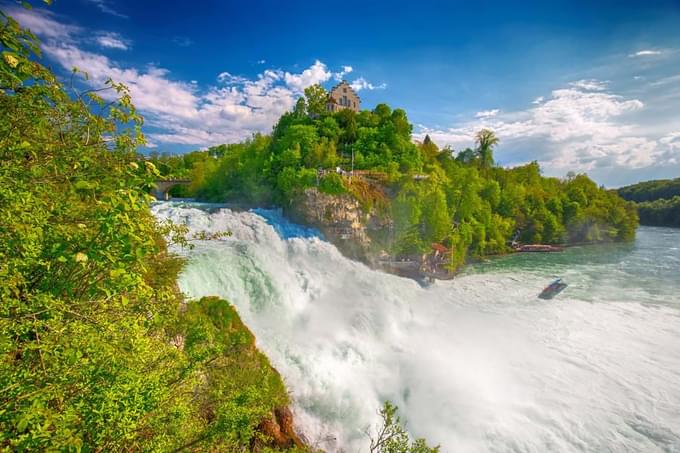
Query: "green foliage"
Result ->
[[367, 401, 439, 453], [635, 196, 680, 227], [617, 178, 680, 227], [0, 9, 301, 452], [617, 177, 680, 203], [475, 128, 499, 169], [177, 297, 290, 449], [319, 172, 347, 195], [303, 83, 328, 117]]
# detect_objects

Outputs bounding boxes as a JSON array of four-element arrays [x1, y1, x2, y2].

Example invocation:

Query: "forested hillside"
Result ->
[[618, 178, 680, 227], [151, 85, 639, 270], [618, 178, 680, 202]]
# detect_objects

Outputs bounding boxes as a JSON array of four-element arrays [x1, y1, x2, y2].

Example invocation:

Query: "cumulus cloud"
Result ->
[[95, 32, 130, 50], [43, 40, 305, 145], [475, 109, 499, 119], [217, 71, 250, 85], [629, 49, 662, 57], [415, 79, 680, 177], [334, 65, 353, 81], [350, 77, 387, 91], [532, 96, 545, 105], [283, 60, 332, 93]]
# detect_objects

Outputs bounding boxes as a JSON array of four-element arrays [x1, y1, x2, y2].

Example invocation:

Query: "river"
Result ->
[[152, 202, 680, 453]]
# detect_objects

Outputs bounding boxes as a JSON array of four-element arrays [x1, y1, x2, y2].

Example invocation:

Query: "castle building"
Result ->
[[326, 80, 360, 113]]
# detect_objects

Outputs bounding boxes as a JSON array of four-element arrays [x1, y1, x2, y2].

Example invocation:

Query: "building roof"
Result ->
[[329, 80, 361, 101], [432, 243, 449, 254]]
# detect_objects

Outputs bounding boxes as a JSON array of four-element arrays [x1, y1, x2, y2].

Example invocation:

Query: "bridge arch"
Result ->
[[152, 179, 191, 200]]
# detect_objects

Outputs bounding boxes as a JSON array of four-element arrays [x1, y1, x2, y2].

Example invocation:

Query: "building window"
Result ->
[[343, 88, 347, 93], [343, 95, 347, 106]]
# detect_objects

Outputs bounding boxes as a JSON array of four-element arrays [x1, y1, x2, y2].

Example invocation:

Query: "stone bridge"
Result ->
[[152, 179, 191, 200]]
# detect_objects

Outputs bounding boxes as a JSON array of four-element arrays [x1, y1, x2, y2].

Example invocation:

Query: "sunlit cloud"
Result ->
[[350, 77, 387, 91], [629, 49, 663, 57], [475, 109, 499, 119], [95, 32, 130, 50], [415, 79, 680, 178]]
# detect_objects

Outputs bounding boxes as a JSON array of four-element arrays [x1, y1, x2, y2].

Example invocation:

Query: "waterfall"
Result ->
[[153, 202, 680, 452]]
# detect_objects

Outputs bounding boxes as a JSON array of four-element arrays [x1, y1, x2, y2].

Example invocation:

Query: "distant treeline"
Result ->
[[618, 178, 680, 227], [617, 178, 680, 202], [636, 197, 680, 227]]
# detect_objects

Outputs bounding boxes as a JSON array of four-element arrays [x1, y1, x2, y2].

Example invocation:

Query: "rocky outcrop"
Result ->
[[287, 188, 390, 264], [287, 188, 455, 282], [254, 406, 306, 451]]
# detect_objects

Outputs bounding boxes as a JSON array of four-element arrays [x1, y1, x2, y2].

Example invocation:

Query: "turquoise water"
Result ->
[[465, 227, 679, 306], [153, 203, 680, 453]]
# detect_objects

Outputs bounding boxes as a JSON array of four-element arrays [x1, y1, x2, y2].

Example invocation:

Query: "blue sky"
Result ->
[[4, 0, 680, 186]]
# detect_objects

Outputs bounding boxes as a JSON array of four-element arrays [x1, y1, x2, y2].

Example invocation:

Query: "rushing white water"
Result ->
[[152, 202, 680, 453]]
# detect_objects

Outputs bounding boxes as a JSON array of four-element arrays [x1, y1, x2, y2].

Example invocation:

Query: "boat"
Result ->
[[516, 244, 564, 252], [538, 278, 568, 299]]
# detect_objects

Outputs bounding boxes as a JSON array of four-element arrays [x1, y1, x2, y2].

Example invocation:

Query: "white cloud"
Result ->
[[44, 43, 200, 118], [283, 60, 332, 93], [6, 6, 80, 40], [532, 96, 544, 105], [42, 40, 304, 146], [569, 79, 608, 91], [349, 77, 387, 91], [257, 59, 266, 65], [9, 6, 130, 52], [334, 65, 354, 81], [415, 79, 680, 175], [217, 71, 249, 85], [85, 0, 128, 18], [475, 109, 499, 119], [95, 32, 130, 50], [629, 50, 662, 57]]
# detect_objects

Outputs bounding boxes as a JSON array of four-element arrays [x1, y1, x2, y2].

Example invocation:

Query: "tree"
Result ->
[[366, 401, 439, 453], [420, 134, 439, 161], [304, 83, 328, 117], [293, 96, 306, 117], [456, 147, 477, 165], [475, 128, 499, 168]]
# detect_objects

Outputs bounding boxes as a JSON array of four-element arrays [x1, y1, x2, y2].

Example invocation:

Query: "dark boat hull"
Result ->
[[538, 283, 568, 299]]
